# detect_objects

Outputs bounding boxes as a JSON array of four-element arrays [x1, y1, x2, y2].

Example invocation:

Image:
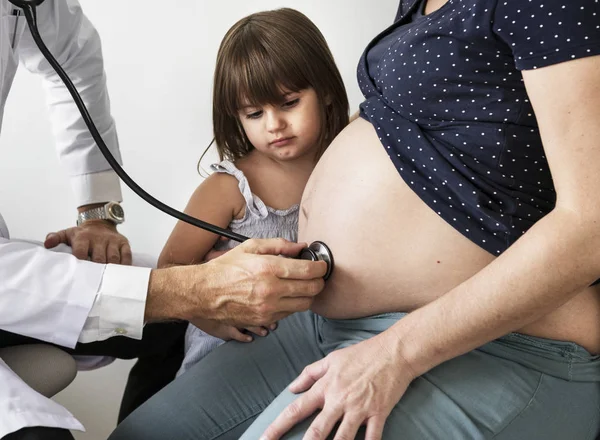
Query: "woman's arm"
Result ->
[[391, 54, 600, 376], [157, 173, 245, 268], [261, 53, 600, 440]]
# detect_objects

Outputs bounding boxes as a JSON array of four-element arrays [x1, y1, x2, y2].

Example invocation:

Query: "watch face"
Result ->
[[109, 204, 125, 221]]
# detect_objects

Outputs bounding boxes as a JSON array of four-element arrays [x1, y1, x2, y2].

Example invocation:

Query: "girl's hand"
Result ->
[[192, 318, 277, 342], [261, 333, 415, 440], [203, 236, 231, 262]]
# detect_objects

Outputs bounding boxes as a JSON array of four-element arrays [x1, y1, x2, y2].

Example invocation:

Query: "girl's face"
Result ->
[[237, 87, 322, 162]]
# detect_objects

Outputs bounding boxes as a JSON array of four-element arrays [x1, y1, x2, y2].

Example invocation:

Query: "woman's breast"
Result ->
[[300, 118, 495, 318]]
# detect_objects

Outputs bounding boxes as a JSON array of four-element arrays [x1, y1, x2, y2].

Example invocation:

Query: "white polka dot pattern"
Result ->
[[356, 0, 600, 256]]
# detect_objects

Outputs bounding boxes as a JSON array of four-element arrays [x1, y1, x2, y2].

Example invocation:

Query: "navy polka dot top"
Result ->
[[358, 0, 600, 256]]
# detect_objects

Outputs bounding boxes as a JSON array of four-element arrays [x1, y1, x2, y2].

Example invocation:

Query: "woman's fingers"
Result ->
[[364, 416, 386, 440], [304, 408, 343, 440], [261, 391, 322, 440], [332, 414, 366, 440], [289, 360, 327, 393]]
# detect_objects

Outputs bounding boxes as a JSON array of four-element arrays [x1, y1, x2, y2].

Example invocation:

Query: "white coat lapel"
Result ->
[[0, 212, 9, 238]]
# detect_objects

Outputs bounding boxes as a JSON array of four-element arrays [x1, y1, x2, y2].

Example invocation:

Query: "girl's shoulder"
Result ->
[[192, 166, 246, 216]]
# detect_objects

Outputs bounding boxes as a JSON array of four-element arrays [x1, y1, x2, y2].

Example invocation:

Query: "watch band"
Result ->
[[78, 206, 108, 224], [77, 202, 125, 226]]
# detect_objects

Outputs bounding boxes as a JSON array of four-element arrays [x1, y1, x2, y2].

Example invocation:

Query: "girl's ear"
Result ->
[[324, 94, 333, 106]]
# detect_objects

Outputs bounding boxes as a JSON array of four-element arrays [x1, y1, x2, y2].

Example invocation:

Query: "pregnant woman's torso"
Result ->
[[300, 118, 600, 354]]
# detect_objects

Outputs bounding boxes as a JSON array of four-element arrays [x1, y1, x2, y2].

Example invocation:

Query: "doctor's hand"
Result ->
[[261, 332, 415, 440], [146, 238, 326, 328], [44, 220, 132, 265]]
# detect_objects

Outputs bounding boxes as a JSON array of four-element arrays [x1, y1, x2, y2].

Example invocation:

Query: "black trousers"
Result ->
[[3, 427, 74, 440], [0, 321, 186, 432]]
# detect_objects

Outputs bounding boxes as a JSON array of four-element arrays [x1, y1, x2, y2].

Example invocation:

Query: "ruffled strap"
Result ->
[[210, 160, 269, 219]]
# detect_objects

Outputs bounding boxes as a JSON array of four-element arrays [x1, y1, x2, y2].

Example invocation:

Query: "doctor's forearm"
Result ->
[[145, 266, 207, 323], [386, 207, 600, 377]]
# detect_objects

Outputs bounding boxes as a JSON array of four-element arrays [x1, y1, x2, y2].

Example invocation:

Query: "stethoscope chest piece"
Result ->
[[298, 240, 334, 280]]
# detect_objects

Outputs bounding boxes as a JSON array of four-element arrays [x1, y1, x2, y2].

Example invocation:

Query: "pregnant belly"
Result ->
[[300, 118, 600, 353], [300, 118, 495, 318]]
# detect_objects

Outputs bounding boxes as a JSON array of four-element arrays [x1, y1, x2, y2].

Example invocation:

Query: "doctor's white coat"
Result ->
[[0, 0, 149, 437]]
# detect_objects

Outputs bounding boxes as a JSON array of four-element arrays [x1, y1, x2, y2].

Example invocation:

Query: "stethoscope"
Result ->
[[7, 0, 334, 279]]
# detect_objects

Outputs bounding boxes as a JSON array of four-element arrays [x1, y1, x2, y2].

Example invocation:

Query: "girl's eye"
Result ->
[[282, 98, 300, 108], [246, 110, 262, 119]]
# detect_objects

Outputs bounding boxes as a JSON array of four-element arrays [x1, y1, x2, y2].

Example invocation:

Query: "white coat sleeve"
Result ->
[[0, 238, 150, 348], [14, 0, 123, 206], [2, 1, 150, 346]]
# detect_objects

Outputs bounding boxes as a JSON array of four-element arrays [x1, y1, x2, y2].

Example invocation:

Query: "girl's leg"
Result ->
[[108, 311, 323, 440], [176, 324, 224, 377]]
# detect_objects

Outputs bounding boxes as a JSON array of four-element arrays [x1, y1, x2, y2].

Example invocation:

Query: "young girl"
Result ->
[[157, 8, 349, 374]]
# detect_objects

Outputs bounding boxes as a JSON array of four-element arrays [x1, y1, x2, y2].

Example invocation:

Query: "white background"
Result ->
[[0, 0, 397, 438]]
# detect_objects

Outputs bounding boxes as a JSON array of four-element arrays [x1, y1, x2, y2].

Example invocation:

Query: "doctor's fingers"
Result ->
[[105, 240, 132, 265], [120, 242, 133, 265], [89, 240, 108, 264], [276, 296, 315, 317], [260, 277, 324, 302], [106, 241, 121, 263], [264, 255, 328, 280], [71, 237, 93, 261], [44, 228, 72, 249], [240, 298, 313, 328], [241, 237, 307, 258], [103, 241, 129, 265]]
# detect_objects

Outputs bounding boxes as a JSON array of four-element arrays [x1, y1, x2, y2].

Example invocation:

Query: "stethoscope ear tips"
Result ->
[[298, 241, 334, 280]]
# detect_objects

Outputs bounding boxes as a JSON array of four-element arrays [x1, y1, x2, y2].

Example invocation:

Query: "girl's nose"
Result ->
[[265, 110, 287, 132]]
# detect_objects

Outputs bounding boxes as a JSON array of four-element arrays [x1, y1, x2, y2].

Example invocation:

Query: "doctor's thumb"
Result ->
[[44, 232, 67, 249], [44, 233, 59, 249]]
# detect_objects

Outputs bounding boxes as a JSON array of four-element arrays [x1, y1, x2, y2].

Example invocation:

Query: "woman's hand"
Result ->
[[261, 332, 416, 440], [44, 220, 132, 264]]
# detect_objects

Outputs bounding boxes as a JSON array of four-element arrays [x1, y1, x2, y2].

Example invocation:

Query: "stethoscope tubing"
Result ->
[[9, 0, 335, 279], [15, 2, 249, 243]]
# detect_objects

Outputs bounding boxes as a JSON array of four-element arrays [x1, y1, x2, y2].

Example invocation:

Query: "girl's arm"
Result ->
[[390, 54, 600, 375], [158, 173, 245, 268]]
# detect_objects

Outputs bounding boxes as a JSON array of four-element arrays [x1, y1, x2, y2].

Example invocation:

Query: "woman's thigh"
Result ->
[[108, 311, 323, 440], [242, 348, 600, 439]]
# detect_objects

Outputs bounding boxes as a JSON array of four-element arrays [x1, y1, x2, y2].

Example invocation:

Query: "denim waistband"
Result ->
[[479, 332, 600, 382], [317, 312, 600, 382], [319, 312, 407, 332]]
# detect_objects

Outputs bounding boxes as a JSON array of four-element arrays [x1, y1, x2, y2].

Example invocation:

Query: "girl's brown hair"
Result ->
[[212, 8, 349, 162]]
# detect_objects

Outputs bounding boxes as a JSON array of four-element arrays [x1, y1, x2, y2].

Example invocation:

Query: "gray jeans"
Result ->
[[109, 311, 600, 440]]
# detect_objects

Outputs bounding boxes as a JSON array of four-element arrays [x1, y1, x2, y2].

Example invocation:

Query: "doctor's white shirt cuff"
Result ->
[[78, 264, 150, 343], [70, 170, 123, 207]]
